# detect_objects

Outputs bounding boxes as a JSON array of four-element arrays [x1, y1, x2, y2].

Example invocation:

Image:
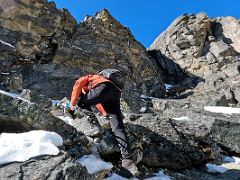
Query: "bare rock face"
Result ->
[[150, 13, 212, 69], [124, 114, 217, 169], [214, 16, 240, 53], [169, 168, 240, 180], [0, 0, 165, 112], [149, 13, 240, 107], [0, 0, 76, 60], [0, 0, 79, 97]]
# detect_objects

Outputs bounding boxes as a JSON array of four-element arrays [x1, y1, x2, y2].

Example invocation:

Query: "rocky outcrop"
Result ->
[[0, 0, 76, 61], [149, 13, 240, 75], [149, 13, 240, 108], [214, 17, 240, 53], [0, 0, 79, 100]]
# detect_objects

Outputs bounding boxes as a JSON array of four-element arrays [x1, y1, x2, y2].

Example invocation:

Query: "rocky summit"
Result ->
[[0, 0, 240, 179]]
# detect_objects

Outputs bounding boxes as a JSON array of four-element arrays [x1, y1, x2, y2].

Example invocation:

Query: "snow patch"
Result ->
[[51, 100, 60, 106], [139, 107, 147, 113], [204, 106, 240, 114], [1, 72, 10, 75], [0, 39, 15, 48], [223, 156, 235, 163], [233, 157, 240, 164], [0, 90, 19, 98], [0, 130, 63, 165], [172, 116, 190, 121], [223, 156, 240, 164], [140, 94, 159, 101], [144, 171, 173, 180], [164, 84, 173, 92], [206, 164, 228, 173], [77, 154, 113, 174], [0, 90, 32, 104], [104, 173, 129, 180]]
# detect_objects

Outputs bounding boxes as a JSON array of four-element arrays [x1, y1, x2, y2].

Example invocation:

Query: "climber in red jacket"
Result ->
[[70, 70, 139, 176]]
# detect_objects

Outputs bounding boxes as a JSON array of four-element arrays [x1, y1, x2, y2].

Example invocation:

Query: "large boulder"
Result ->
[[149, 13, 212, 71], [151, 98, 240, 154]]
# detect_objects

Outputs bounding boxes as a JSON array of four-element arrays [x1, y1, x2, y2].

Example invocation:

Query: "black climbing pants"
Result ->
[[77, 82, 132, 159]]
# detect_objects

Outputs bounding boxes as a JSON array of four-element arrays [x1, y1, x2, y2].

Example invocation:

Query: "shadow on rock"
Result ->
[[148, 50, 204, 98]]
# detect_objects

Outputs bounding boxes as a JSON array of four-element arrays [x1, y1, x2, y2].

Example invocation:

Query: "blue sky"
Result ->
[[50, 0, 240, 48]]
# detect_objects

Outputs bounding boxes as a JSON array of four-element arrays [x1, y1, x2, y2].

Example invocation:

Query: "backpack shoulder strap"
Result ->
[[108, 80, 122, 92]]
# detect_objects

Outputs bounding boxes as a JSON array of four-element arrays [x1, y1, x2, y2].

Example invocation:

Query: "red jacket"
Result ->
[[70, 74, 111, 116]]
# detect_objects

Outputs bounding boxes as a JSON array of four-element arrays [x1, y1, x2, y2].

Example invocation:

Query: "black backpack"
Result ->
[[97, 69, 125, 90]]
